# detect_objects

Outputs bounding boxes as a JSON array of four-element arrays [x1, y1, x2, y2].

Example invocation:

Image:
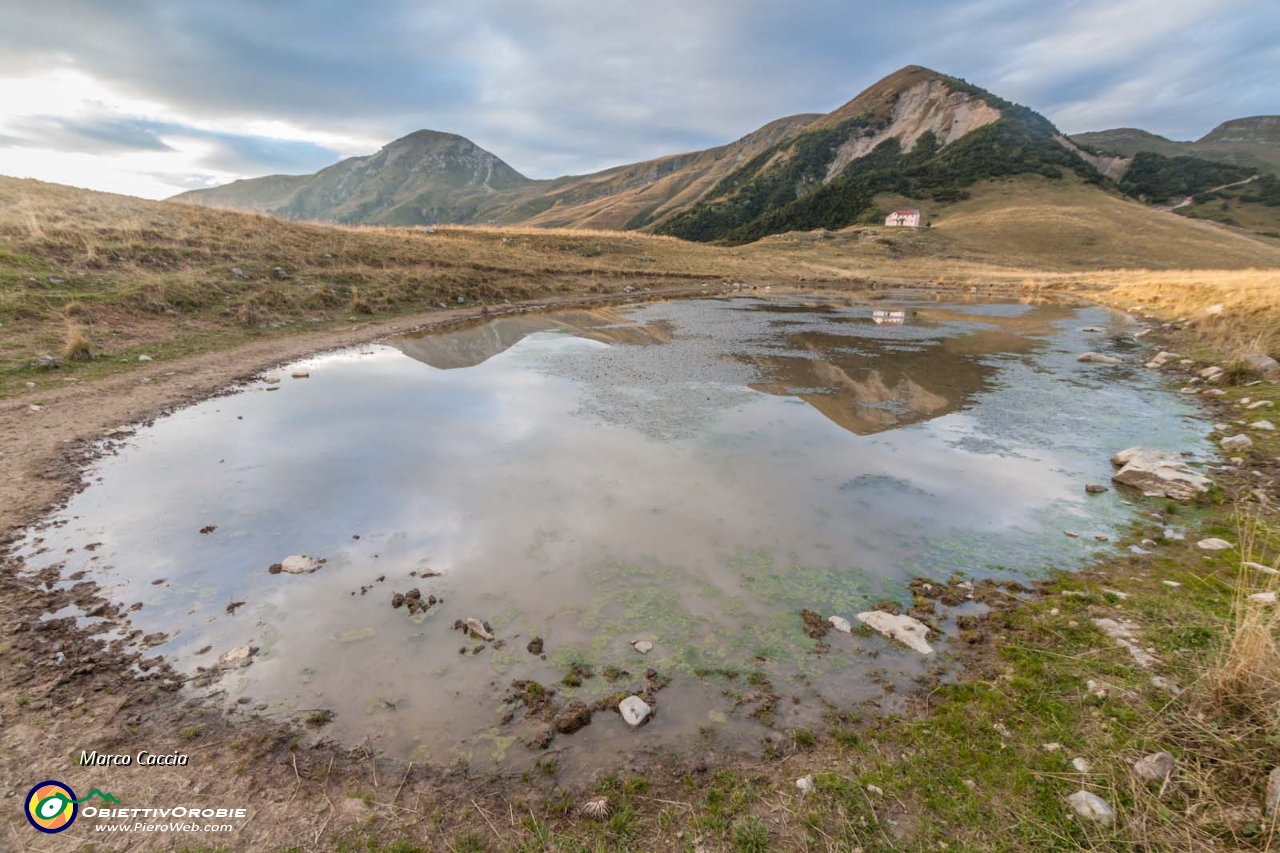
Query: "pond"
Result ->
[[16, 292, 1207, 773]]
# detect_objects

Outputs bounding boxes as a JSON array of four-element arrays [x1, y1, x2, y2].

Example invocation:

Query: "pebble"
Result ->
[[795, 775, 814, 794], [1071, 757, 1091, 773], [827, 615, 852, 633], [631, 640, 653, 654], [1197, 538, 1234, 551], [1248, 591, 1277, 604]]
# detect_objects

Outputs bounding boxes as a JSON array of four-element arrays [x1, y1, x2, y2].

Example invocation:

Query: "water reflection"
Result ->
[[13, 293, 1206, 774]]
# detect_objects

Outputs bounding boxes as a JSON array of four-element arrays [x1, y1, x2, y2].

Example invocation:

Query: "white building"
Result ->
[[884, 209, 921, 227]]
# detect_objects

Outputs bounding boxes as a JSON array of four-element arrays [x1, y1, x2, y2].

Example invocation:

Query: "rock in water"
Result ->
[[1085, 483, 1108, 494], [1078, 352, 1121, 365], [618, 695, 652, 727], [219, 645, 256, 669], [277, 555, 322, 574], [1066, 790, 1115, 826], [827, 615, 852, 633], [1133, 752, 1176, 782], [855, 611, 933, 654], [1110, 446, 1211, 500], [465, 618, 494, 641]]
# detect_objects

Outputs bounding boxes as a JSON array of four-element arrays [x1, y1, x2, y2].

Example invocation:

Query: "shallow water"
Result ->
[[18, 293, 1207, 772]]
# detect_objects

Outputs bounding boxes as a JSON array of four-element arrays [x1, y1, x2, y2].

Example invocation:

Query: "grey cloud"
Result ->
[[0, 0, 1276, 180]]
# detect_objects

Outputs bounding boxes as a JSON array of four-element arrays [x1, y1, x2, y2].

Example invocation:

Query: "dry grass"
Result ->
[[1208, 512, 1280, 727], [61, 320, 93, 361]]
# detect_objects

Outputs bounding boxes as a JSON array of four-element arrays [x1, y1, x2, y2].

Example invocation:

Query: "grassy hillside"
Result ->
[[6, 174, 1280, 397], [0, 176, 787, 394]]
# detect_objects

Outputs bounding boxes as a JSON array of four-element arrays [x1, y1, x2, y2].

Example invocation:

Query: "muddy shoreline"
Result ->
[[0, 281, 1160, 850]]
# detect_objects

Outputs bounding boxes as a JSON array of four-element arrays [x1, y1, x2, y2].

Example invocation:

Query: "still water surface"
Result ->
[[19, 293, 1206, 770]]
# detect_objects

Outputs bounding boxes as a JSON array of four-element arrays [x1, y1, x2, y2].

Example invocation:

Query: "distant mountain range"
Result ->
[[174, 67, 1279, 243], [1072, 117, 1280, 176]]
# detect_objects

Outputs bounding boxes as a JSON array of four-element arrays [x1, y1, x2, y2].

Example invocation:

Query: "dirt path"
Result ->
[[1163, 173, 1260, 212]]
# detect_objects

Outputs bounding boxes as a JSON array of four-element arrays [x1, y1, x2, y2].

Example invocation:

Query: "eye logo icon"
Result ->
[[24, 781, 118, 833], [26, 781, 78, 833]]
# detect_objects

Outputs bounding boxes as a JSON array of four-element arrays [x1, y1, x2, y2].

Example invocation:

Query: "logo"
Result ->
[[24, 781, 119, 834]]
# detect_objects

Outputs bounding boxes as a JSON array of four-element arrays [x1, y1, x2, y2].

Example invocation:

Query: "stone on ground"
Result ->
[[1133, 752, 1176, 782], [1066, 790, 1115, 826], [855, 611, 933, 654], [618, 695, 652, 727], [1197, 538, 1234, 551], [1220, 434, 1253, 452], [795, 775, 815, 794]]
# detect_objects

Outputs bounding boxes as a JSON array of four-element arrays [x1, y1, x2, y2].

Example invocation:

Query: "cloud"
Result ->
[[0, 0, 1275, 196]]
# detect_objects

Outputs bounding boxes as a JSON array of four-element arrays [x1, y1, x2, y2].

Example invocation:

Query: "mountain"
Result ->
[[177, 130, 532, 226], [655, 66, 1103, 243], [1073, 117, 1280, 175], [176, 65, 1272, 244]]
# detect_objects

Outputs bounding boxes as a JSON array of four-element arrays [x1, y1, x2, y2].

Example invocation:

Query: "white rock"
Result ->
[[1042, 742, 1062, 752], [1240, 353, 1280, 376], [1072, 757, 1091, 773], [277, 554, 322, 574], [1197, 538, 1234, 551], [866, 784, 884, 796], [138, 354, 152, 362], [631, 640, 653, 654], [1150, 351, 1181, 365], [1078, 352, 1121, 365], [465, 618, 494, 641], [1200, 366, 1224, 379], [1248, 591, 1278, 604], [219, 645, 256, 668], [795, 775, 814, 794], [1247, 400, 1274, 410], [1243, 561, 1279, 575], [1163, 528, 1185, 541], [1206, 303, 1225, 316], [827, 615, 852, 634], [1133, 752, 1176, 782], [618, 695, 652, 727], [1220, 434, 1253, 452], [1251, 420, 1276, 431], [1161, 580, 1181, 587], [1110, 447, 1211, 500], [855, 611, 933, 654], [1066, 790, 1115, 825], [1203, 388, 1225, 396]]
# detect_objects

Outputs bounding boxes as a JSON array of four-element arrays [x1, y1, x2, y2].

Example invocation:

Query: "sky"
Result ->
[[0, 0, 1275, 199]]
